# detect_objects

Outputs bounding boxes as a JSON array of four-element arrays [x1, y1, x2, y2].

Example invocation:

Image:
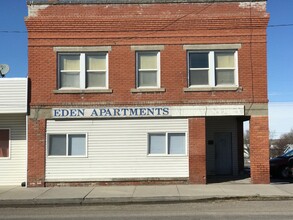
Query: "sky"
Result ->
[[0, 0, 292, 138]]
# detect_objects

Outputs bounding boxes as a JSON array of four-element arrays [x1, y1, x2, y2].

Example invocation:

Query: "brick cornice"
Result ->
[[26, 17, 269, 32], [27, 0, 267, 5]]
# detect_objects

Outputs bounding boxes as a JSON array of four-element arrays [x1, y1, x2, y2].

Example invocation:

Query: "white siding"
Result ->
[[0, 78, 27, 113], [0, 114, 27, 185], [46, 119, 188, 181], [206, 117, 238, 176]]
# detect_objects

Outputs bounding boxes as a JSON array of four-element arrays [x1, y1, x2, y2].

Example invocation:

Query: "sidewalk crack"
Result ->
[[175, 185, 181, 200], [132, 186, 137, 199], [82, 187, 95, 201]]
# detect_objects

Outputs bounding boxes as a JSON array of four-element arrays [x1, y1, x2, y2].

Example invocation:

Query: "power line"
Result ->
[[0, 23, 292, 34], [268, 24, 293, 28]]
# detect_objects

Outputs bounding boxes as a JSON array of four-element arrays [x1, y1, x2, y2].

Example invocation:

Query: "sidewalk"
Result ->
[[1, 181, 293, 207]]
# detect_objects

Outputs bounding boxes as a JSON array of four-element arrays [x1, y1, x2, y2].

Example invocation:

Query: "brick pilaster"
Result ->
[[189, 117, 206, 184], [250, 116, 270, 184], [27, 119, 46, 187]]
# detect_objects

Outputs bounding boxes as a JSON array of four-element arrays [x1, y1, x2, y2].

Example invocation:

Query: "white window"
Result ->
[[48, 134, 87, 157], [58, 53, 108, 89], [136, 51, 160, 88], [0, 129, 9, 158], [188, 50, 238, 87], [148, 133, 186, 155]]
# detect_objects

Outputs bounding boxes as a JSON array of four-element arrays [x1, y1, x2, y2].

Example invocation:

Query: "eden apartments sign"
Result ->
[[52, 105, 244, 119]]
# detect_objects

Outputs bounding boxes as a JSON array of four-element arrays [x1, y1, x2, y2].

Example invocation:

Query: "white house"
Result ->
[[0, 78, 27, 186]]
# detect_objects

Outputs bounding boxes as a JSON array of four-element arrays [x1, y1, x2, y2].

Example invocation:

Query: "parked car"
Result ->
[[270, 149, 293, 178]]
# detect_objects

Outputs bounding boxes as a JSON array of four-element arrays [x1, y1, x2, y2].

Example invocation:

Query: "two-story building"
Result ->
[[0, 78, 27, 186], [25, 0, 270, 187]]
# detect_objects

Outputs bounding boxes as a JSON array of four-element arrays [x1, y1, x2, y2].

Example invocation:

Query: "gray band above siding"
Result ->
[[27, 0, 267, 5]]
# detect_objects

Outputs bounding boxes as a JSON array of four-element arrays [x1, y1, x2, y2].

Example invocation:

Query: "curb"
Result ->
[[1, 195, 293, 207]]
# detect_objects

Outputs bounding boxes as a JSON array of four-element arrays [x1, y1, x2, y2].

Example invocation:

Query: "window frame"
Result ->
[[187, 50, 238, 88], [147, 132, 187, 156], [47, 133, 88, 158], [58, 52, 109, 90], [0, 128, 10, 159], [136, 51, 161, 89]]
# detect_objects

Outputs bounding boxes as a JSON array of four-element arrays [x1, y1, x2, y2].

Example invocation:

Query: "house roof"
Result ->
[[27, 0, 267, 5]]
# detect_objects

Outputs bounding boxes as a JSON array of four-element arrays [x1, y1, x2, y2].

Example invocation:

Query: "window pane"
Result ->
[[60, 55, 80, 70], [61, 72, 80, 88], [215, 52, 234, 68], [0, 129, 9, 158], [139, 71, 157, 87], [216, 70, 235, 85], [68, 134, 86, 156], [87, 55, 106, 70], [49, 135, 66, 156], [138, 53, 157, 69], [189, 53, 209, 68], [168, 133, 186, 154], [149, 134, 166, 154], [190, 70, 209, 86], [87, 72, 106, 88]]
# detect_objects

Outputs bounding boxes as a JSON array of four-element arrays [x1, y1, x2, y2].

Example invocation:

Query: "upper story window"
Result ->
[[136, 51, 160, 88], [188, 50, 238, 87], [58, 52, 108, 90], [188, 50, 238, 88]]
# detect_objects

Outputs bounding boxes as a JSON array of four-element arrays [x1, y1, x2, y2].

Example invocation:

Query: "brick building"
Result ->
[[25, 0, 270, 187]]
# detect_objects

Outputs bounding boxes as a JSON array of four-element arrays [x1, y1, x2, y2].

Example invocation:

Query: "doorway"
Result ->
[[215, 132, 232, 175]]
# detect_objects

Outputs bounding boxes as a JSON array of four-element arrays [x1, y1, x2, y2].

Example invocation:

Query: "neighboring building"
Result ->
[[0, 78, 27, 186], [25, 0, 270, 187]]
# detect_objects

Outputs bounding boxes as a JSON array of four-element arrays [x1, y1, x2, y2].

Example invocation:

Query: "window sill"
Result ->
[[131, 88, 166, 93], [53, 89, 113, 94], [183, 86, 241, 92]]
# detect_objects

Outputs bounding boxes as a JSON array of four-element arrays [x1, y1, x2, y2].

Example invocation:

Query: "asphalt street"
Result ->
[[1, 200, 293, 220]]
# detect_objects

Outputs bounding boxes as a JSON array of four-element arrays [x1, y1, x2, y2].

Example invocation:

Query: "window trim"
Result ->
[[0, 128, 10, 159], [47, 133, 88, 158], [57, 52, 109, 90], [147, 132, 187, 156], [187, 50, 239, 88], [136, 51, 161, 89]]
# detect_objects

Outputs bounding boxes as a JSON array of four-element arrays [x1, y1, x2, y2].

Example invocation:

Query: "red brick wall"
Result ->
[[250, 116, 270, 184], [189, 117, 206, 184], [27, 119, 46, 187], [26, 2, 269, 107]]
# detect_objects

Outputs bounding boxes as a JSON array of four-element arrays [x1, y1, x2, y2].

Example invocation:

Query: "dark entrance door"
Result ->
[[215, 132, 232, 175]]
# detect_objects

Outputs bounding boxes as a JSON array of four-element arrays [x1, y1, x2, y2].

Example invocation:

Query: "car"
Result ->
[[270, 149, 293, 178]]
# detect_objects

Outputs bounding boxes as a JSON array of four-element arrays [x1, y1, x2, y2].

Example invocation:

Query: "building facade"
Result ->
[[26, 0, 270, 187], [0, 78, 27, 186]]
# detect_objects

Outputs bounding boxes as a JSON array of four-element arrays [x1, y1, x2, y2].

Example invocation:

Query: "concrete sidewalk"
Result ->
[[1, 183, 293, 207]]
